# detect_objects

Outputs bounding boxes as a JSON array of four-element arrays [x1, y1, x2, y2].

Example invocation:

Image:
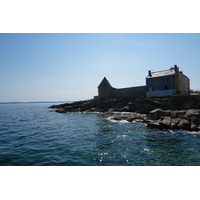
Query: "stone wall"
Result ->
[[98, 85, 146, 99], [98, 86, 112, 98], [97, 77, 146, 99], [178, 72, 190, 94], [112, 86, 146, 99]]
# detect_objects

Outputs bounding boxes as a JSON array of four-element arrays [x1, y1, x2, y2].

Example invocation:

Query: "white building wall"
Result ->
[[146, 89, 176, 98]]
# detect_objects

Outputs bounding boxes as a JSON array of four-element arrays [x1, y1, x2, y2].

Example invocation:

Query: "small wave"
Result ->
[[166, 129, 200, 136], [183, 130, 200, 135], [106, 116, 130, 124], [118, 119, 130, 124], [106, 117, 117, 123]]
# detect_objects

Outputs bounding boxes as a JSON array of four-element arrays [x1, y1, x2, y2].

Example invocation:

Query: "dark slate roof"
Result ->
[[98, 77, 112, 88]]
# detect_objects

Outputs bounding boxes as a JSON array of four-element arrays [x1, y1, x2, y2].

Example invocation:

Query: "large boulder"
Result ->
[[190, 123, 199, 131], [171, 110, 186, 118], [56, 108, 65, 113], [177, 119, 190, 130], [146, 120, 161, 129], [184, 109, 200, 125], [159, 116, 171, 129], [171, 118, 181, 130], [149, 109, 169, 120]]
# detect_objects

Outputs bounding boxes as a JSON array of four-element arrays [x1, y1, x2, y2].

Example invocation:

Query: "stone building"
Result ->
[[97, 65, 190, 99], [146, 65, 190, 98], [97, 77, 146, 99]]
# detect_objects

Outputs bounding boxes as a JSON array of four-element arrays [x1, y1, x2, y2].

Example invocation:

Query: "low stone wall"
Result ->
[[112, 86, 146, 99], [98, 85, 146, 99]]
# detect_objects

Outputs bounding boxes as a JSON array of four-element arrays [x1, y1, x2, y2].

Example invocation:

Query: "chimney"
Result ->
[[174, 65, 179, 72], [148, 70, 152, 77]]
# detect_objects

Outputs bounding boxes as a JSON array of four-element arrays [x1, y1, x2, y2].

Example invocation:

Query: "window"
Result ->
[[162, 77, 169, 82], [162, 85, 171, 90], [178, 80, 181, 85], [147, 79, 153, 84], [147, 87, 154, 92], [148, 87, 154, 92]]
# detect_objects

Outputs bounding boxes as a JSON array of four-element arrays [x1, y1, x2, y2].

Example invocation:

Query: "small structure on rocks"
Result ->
[[97, 65, 190, 99]]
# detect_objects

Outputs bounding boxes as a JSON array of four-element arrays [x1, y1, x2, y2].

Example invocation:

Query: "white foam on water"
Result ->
[[106, 116, 118, 123], [106, 116, 130, 124]]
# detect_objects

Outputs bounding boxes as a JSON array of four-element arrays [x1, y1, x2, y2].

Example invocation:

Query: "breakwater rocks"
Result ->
[[49, 96, 200, 131], [147, 109, 200, 131], [111, 109, 200, 131], [49, 98, 172, 113]]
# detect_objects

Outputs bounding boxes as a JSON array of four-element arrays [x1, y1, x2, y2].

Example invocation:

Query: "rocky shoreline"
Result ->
[[49, 96, 200, 132], [112, 108, 200, 132]]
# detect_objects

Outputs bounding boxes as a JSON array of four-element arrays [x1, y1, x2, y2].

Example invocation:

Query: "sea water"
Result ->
[[0, 102, 200, 166]]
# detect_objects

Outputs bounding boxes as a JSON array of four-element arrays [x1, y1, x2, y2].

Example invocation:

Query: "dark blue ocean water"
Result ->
[[1, 102, 200, 166]]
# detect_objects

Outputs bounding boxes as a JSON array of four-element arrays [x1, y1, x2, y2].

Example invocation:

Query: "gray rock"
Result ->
[[171, 110, 186, 118], [190, 123, 199, 131], [50, 98, 200, 132], [190, 115, 200, 126], [185, 109, 200, 117], [126, 117, 137, 122], [177, 119, 190, 130], [171, 118, 181, 129], [119, 106, 130, 112], [56, 108, 65, 113], [147, 121, 160, 129], [113, 116, 129, 121], [149, 109, 166, 120], [159, 116, 171, 129], [184, 109, 200, 125], [90, 108, 96, 112]]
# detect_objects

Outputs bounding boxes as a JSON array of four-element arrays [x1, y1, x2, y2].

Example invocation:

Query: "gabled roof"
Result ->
[[98, 77, 112, 88], [147, 68, 176, 78]]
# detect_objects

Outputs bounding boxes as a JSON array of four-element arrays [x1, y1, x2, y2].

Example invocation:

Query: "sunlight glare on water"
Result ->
[[0, 102, 200, 165]]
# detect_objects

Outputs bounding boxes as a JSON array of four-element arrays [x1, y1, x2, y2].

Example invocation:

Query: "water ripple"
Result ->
[[1, 103, 200, 165]]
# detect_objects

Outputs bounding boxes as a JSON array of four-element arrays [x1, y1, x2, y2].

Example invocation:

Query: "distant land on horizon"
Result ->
[[0, 101, 72, 104]]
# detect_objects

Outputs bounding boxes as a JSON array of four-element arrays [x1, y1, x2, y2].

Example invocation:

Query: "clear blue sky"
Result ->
[[0, 33, 200, 102]]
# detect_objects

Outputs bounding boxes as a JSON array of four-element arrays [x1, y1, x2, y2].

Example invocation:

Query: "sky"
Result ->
[[1, 1, 200, 199], [0, 33, 200, 102]]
